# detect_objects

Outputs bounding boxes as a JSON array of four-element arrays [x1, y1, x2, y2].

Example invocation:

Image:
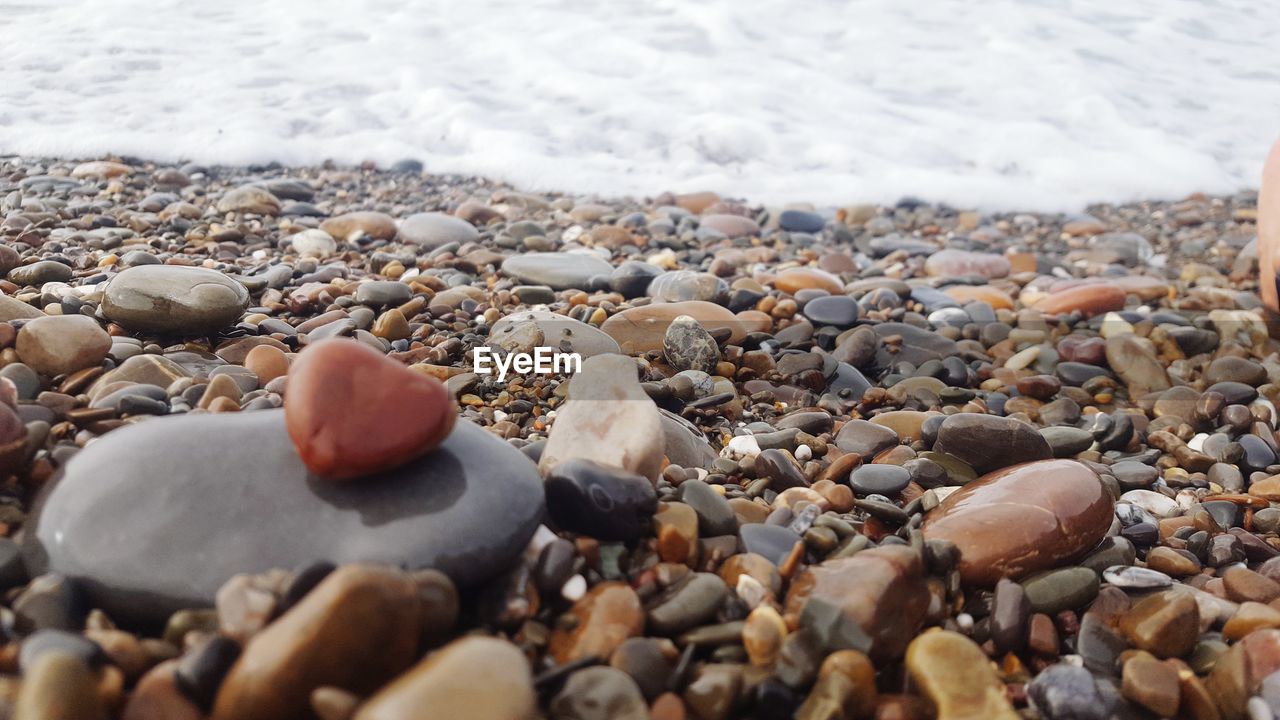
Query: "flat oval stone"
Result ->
[[871, 323, 958, 370], [932, 414, 1052, 474], [924, 249, 1011, 280], [102, 266, 249, 334], [397, 212, 479, 248], [489, 310, 621, 358], [921, 459, 1114, 585], [502, 253, 613, 290], [848, 464, 910, 497], [774, 268, 843, 295], [647, 271, 726, 303], [802, 296, 861, 328], [25, 409, 544, 625], [319, 211, 397, 241], [601, 302, 745, 354], [1033, 284, 1126, 318], [8, 260, 73, 286]]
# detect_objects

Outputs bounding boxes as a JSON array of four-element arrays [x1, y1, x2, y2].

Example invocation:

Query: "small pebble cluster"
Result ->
[[0, 154, 1274, 719]]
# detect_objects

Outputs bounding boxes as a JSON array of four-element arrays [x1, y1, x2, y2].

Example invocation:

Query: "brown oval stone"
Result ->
[[944, 285, 1014, 310], [921, 460, 1114, 585], [212, 565, 422, 720], [773, 268, 844, 295], [1032, 284, 1126, 318], [700, 214, 760, 238], [783, 545, 929, 661], [320, 211, 397, 241], [549, 582, 644, 663], [354, 636, 535, 720], [924, 249, 1011, 280], [601, 301, 745, 354]]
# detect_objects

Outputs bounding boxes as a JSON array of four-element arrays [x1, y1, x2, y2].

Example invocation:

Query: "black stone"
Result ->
[[609, 261, 664, 298], [175, 635, 241, 711], [545, 459, 657, 542], [277, 561, 336, 617]]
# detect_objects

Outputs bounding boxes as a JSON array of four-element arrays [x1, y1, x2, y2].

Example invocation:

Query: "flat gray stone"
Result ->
[[398, 212, 480, 248], [101, 266, 249, 334], [502, 253, 613, 291], [25, 409, 544, 625]]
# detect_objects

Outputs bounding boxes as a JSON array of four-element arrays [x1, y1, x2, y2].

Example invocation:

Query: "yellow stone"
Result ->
[[905, 630, 1018, 720]]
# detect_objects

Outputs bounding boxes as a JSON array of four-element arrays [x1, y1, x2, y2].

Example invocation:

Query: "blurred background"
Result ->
[[0, 0, 1276, 209]]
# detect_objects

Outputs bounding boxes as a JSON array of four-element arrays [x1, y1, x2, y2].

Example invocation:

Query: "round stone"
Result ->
[[102, 266, 250, 334]]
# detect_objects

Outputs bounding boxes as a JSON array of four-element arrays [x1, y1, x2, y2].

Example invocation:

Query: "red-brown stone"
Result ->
[[285, 339, 456, 480], [921, 460, 1113, 586]]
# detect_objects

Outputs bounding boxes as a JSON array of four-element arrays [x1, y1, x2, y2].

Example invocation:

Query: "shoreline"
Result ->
[[1, 154, 1277, 718]]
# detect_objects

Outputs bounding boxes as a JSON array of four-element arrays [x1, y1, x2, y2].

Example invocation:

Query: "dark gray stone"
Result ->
[[871, 323, 957, 369], [26, 409, 545, 626]]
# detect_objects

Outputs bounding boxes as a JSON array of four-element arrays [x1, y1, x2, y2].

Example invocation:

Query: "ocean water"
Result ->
[[0, 0, 1277, 210]]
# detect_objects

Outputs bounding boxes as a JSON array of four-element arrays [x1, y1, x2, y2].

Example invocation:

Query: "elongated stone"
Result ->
[[921, 460, 1113, 585]]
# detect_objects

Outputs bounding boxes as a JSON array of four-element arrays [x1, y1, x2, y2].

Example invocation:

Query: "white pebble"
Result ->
[[956, 613, 974, 633], [721, 434, 761, 460], [561, 574, 587, 602], [735, 574, 767, 609], [795, 444, 812, 462], [1004, 346, 1039, 371], [1247, 697, 1272, 720], [1099, 312, 1134, 338], [524, 525, 558, 559]]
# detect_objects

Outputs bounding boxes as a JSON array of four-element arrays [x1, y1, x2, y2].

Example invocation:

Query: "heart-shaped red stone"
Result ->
[[285, 338, 456, 480]]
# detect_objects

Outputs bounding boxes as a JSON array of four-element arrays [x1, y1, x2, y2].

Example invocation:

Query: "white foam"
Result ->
[[1, 0, 1277, 210]]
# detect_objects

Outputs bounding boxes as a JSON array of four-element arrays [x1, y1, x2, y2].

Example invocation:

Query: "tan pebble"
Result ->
[[743, 605, 787, 666], [354, 636, 534, 720], [122, 660, 201, 720], [244, 345, 290, 385], [311, 686, 360, 720], [212, 566, 422, 720], [1121, 655, 1180, 717], [905, 630, 1018, 720], [15, 652, 106, 720]]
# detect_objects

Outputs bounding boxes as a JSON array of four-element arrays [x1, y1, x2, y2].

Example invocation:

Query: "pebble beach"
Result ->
[[0, 153, 1275, 719]]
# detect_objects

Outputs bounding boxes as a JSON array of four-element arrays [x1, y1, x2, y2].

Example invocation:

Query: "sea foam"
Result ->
[[0, 0, 1276, 210]]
